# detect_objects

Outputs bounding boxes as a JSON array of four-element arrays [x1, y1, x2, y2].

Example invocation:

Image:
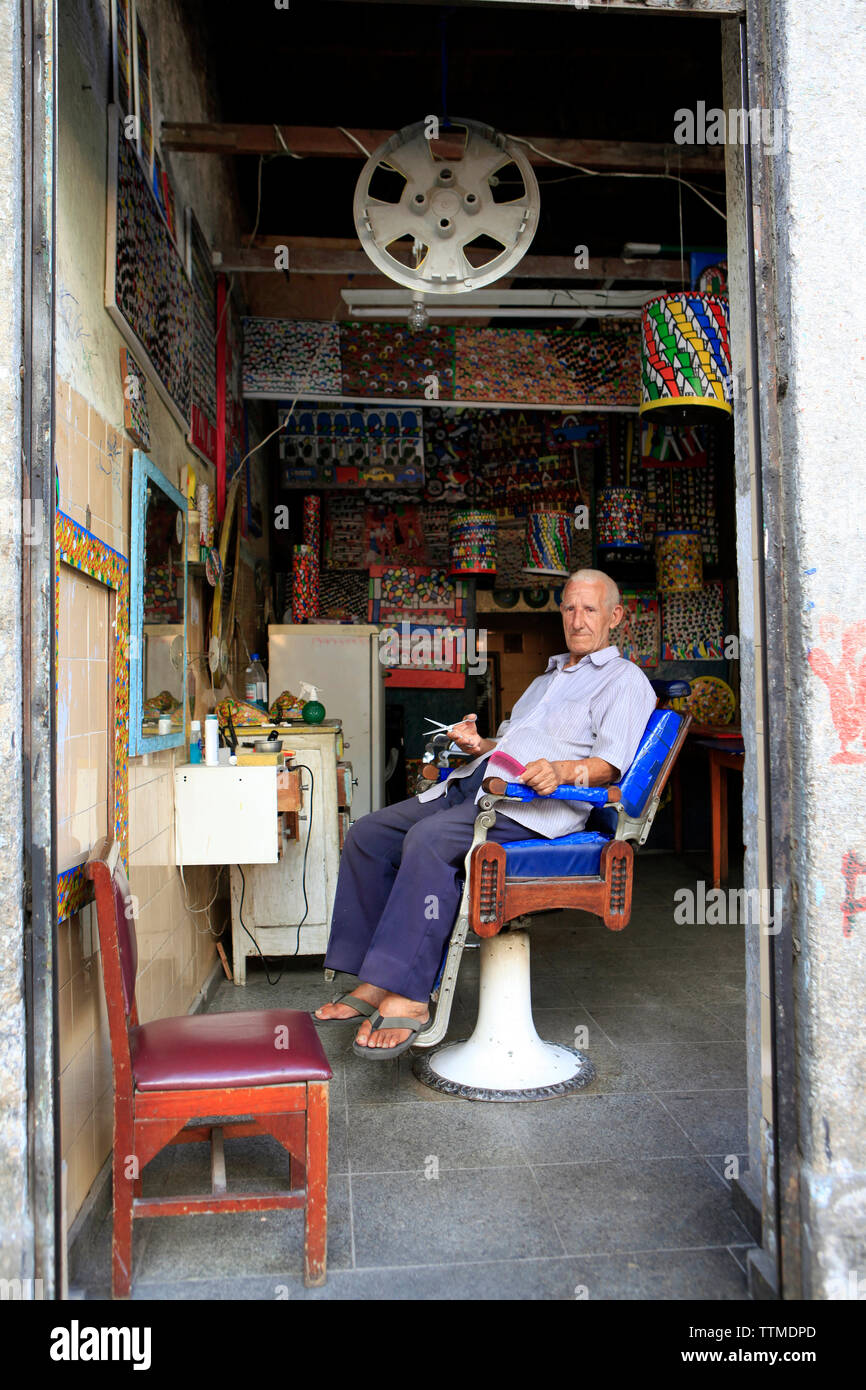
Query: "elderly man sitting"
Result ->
[[314, 569, 657, 1058]]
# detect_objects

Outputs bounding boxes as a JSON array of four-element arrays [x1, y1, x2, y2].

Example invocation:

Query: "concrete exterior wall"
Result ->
[[755, 0, 866, 1298], [0, 1, 29, 1281]]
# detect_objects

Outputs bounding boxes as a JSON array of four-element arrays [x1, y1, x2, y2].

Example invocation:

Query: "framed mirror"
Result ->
[[129, 450, 188, 755]]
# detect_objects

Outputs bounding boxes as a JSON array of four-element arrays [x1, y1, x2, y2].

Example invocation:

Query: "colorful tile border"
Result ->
[[55, 512, 130, 922]]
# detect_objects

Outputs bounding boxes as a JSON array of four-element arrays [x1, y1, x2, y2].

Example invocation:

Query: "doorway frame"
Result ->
[[21, 0, 797, 1299]]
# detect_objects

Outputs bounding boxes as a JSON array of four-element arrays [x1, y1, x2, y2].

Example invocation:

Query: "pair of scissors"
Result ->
[[423, 716, 454, 735]]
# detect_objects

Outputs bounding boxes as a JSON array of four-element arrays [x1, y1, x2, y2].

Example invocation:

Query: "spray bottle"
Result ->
[[299, 682, 326, 724]]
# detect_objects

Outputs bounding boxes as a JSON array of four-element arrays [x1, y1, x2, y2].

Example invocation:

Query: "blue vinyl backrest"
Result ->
[[615, 708, 685, 819]]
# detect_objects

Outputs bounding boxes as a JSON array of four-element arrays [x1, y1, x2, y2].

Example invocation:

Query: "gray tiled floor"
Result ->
[[69, 853, 754, 1301]]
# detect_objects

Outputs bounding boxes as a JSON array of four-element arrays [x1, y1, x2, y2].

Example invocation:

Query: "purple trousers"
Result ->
[[323, 764, 542, 1000]]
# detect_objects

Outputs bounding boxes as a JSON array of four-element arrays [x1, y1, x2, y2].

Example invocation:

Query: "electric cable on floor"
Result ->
[[236, 763, 315, 985]]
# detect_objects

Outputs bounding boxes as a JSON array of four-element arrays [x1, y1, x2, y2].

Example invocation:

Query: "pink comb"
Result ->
[[487, 751, 526, 779]]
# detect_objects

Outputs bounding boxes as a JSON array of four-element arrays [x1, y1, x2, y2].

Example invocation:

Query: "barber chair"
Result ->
[[411, 707, 691, 1101]]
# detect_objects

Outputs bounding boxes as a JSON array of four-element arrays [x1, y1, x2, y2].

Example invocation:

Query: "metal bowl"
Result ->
[[252, 735, 284, 753]]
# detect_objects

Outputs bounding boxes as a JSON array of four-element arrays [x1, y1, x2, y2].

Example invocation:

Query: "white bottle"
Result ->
[[204, 713, 219, 767], [245, 653, 267, 705]]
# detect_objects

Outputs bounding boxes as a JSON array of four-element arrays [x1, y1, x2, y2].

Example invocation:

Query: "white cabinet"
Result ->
[[229, 725, 342, 983], [174, 765, 279, 865]]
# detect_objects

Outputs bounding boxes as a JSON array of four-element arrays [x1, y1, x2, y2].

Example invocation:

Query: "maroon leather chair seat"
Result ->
[[130, 1009, 332, 1091]]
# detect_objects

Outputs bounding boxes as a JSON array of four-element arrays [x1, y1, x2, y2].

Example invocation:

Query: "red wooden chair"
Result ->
[[85, 837, 331, 1298]]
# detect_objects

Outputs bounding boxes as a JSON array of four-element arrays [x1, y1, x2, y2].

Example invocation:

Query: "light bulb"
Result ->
[[407, 296, 429, 331]]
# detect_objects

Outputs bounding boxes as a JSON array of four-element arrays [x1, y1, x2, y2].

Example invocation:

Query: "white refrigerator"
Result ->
[[267, 624, 386, 820]]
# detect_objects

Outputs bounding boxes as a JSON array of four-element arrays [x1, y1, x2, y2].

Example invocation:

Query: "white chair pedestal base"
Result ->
[[412, 929, 594, 1101]]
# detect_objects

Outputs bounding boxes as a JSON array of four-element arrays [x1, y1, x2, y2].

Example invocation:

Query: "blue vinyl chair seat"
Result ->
[[504, 830, 610, 878]]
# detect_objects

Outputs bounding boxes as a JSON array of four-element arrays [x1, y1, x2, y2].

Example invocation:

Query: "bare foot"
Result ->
[[314, 982, 386, 1021], [354, 991, 429, 1050]]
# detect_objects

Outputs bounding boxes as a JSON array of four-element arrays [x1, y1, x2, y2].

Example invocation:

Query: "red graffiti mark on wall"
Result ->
[[841, 851, 866, 938], [807, 619, 866, 763]]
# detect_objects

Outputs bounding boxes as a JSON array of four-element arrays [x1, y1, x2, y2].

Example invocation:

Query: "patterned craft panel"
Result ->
[[119, 345, 151, 450], [377, 623, 467, 689], [612, 590, 661, 668], [186, 208, 217, 462], [454, 326, 641, 406], [112, 0, 134, 116], [112, 112, 192, 423], [319, 570, 369, 619], [243, 318, 341, 395], [279, 404, 424, 488], [363, 504, 429, 568], [550, 326, 642, 407], [423, 407, 477, 501], [221, 280, 245, 486], [341, 323, 455, 398], [455, 329, 575, 402], [368, 565, 468, 625], [55, 513, 130, 922], [662, 581, 725, 660], [324, 495, 366, 568]]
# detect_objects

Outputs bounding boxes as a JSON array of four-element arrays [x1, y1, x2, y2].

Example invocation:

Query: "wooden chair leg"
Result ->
[[709, 751, 723, 890], [719, 764, 729, 884], [114, 1112, 136, 1295], [304, 1081, 328, 1288]]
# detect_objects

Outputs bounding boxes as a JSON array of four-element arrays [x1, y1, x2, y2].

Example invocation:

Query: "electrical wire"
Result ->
[[235, 763, 315, 984], [503, 131, 727, 222], [337, 125, 371, 158], [179, 862, 227, 936]]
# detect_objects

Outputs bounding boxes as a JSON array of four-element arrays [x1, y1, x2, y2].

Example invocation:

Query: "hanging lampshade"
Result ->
[[449, 509, 497, 576], [522, 511, 572, 577], [596, 487, 645, 550], [656, 530, 703, 592], [640, 291, 732, 423]]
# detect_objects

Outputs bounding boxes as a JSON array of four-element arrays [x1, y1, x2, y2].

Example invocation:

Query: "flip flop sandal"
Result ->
[[311, 992, 378, 1026], [352, 1010, 433, 1060]]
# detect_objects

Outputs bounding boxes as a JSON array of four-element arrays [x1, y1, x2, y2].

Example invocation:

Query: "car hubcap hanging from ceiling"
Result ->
[[353, 118, 540, 295]]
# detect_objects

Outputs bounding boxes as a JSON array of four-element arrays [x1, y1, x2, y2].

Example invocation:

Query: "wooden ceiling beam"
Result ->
[[161, 122, 725, 173], [218, 244, 687, 281]]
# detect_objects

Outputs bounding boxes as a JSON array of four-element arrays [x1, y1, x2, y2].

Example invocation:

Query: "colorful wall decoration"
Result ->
[[106, 106, 193, 429], [661, 580, 726, 660], [111, 0, 134, 118], [220, 278, 245, 490], [243, 318, 341, 395], [132, 12, 154, 180], [341, 323, 455, 399], [454, 324, 641, 406], [186, 206, 218, 464], [367, 565, 468, 626], [55, 513, 130, 922], [362, 503, 429, 567], [279, 405, 424, 488], [243, 319, 642, 410], [118, 344, 150, 450], [612, 590, 661, 668], [368, 565, 470, 689]]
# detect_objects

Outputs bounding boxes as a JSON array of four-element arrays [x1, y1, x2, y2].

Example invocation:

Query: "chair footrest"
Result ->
[[133, 1190, 305, 1218]]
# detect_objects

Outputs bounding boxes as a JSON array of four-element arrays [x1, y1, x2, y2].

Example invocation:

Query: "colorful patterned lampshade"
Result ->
[[449, 509, 497, 575], [640, 292, 732, 422], [656, 530, 703, 592], [522, 511, 572, 577]]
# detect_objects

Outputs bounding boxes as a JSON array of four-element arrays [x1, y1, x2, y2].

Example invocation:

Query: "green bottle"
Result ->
[[300, 682, 326, 724]]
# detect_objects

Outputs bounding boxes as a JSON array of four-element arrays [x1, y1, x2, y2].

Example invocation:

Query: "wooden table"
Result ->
[[671, 726, 745, 886]]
